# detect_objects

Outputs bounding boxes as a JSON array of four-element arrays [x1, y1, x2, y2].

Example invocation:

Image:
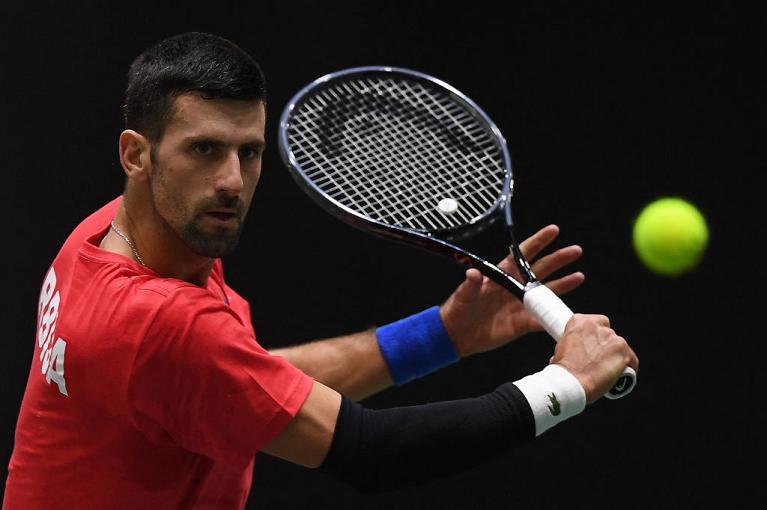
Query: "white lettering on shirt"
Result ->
[[37, 267, 68, 396]]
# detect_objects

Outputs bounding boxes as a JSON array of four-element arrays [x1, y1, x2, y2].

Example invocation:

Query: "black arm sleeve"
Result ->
[[317, 382, 535, 493]]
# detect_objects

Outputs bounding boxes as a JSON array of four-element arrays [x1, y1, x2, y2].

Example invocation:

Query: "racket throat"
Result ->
[[507, 236, 537, 284]]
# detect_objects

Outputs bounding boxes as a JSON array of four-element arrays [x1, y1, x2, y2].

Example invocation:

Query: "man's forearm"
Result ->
[[270, 329, 394, 401], [317, 383, 536, 492]]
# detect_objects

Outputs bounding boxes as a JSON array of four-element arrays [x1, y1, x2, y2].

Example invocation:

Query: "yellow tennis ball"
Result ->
[[632, 197, 709, 276]]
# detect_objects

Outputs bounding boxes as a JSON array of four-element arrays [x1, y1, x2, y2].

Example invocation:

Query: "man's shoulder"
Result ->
[[133, 276, 205, 299], [104, 274, 225, 322], [131, 276, 242, 327]]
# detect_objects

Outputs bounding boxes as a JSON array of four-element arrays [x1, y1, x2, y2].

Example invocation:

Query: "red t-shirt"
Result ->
[[4, 197, 314, 509]]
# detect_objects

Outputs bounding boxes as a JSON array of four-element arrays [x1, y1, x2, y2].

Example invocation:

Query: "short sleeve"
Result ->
[[127, 286, 313, 470]]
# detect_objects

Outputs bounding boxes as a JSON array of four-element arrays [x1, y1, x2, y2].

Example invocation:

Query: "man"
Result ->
[[4, 32, 638, 508]]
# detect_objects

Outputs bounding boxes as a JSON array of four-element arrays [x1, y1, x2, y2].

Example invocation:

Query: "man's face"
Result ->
[[148, 93, 266, 258]]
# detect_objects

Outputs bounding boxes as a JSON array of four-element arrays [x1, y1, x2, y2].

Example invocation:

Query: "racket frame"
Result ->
[[279, 66, 513, 242]]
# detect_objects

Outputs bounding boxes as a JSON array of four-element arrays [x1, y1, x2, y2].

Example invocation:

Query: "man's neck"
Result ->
[[102, 199, 216, 287]]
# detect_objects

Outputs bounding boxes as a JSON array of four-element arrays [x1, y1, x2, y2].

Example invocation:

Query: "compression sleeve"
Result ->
[[317, 382, 535, 492]]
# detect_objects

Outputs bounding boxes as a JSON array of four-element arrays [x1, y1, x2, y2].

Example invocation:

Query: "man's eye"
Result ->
[[239, 146, 260, 160], [193, 142, 214, 155]]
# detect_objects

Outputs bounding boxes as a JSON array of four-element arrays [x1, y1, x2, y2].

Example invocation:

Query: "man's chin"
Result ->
[[182, 225, 243, 258], [191, 240, 240, 258]]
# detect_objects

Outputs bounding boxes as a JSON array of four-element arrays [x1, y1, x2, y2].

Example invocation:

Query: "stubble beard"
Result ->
[[150, 162, 247, 259], [180, 200, 245, 258]]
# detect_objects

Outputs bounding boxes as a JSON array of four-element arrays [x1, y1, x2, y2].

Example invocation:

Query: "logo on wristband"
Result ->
[[546, 393, 561, 416]]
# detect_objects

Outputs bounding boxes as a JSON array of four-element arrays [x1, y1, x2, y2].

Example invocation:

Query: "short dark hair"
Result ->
[[124, 32, 267, 142]]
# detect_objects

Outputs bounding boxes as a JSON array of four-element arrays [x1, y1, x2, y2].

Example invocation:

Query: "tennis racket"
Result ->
[[278, 66, 636, 399]]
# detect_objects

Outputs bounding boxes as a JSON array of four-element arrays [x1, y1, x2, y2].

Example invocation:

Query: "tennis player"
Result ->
[[3, 32, 638, 509]]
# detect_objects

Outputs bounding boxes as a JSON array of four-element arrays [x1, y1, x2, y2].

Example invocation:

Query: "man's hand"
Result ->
[[440, 224, 584, 357], [552, 314, 639, 403]]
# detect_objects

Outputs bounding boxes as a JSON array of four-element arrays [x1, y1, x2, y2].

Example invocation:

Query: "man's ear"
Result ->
[[119, 130, 152, 182]]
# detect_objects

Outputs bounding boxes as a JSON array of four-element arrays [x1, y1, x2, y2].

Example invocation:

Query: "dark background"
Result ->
[[2, 2, 763, 508]]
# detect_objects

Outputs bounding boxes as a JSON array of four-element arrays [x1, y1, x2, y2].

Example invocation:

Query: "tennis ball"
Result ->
[[632, 197, 709, 276]]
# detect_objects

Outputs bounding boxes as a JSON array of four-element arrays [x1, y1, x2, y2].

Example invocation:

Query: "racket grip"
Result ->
[[522, 284, 636, 400]]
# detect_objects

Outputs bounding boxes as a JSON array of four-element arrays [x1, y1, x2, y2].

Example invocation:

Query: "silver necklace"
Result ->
[[110, 220, 146, 267]]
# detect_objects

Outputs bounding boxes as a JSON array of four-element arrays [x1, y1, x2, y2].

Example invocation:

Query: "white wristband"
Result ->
[[513, 364, 587, 436]]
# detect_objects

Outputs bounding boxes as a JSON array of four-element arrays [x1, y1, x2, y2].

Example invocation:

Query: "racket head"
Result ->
[[278, 66, 514, 242]]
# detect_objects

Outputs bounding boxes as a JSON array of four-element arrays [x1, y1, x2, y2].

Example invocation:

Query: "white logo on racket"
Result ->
[[437, 198, 459, 215]]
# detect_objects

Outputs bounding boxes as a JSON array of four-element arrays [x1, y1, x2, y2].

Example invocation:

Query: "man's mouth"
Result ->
[[204, 209, 239, 226], [207, 211, 236, 220]]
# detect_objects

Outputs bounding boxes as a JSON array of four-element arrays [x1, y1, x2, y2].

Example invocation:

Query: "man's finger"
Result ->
[[451, 268, 483, 304], [531, 245, 583, 280], [544, 272, 585, 296], [496, 225, 560, 277], [519, 224, 560, 261]]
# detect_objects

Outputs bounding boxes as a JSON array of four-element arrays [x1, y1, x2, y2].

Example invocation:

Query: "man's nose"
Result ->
[[215, 151, 244, 195]]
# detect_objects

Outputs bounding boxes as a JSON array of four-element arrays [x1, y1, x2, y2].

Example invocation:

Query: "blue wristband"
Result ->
[[376, 306, 459, 385]]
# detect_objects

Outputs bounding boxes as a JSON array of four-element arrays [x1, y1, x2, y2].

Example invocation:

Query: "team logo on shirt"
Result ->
[[37, 266, 68, 396]]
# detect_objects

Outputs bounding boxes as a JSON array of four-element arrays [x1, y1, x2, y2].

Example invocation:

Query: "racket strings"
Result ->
[[286, 74, 507, 233], [331, 92, 499, 229]]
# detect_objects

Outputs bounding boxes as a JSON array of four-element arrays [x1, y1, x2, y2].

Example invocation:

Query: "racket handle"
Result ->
[[522, 284, 636, 400]]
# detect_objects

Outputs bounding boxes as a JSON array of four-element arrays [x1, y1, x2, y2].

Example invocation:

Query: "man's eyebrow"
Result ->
[[242, 139, 266, 149], [183, 135, 266, 147]]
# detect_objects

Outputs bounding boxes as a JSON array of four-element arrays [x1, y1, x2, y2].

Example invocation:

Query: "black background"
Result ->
[[1, 2, 763, 509]]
